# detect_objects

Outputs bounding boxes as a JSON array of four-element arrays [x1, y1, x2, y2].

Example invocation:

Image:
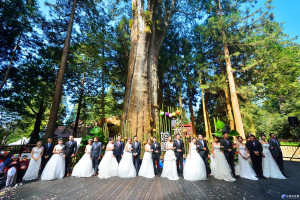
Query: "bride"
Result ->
[[260, 135, 285, 179], [72, 139, 94, 178], [98, 138, 119, 179], [139, 138, 155, 178], [161, 136, 179, 180], [235, 136, 258, 180], [210, 135, 235, 182], [118, 138, 136, 178], [23, 141, 44, 181], [183, 138, 206, 181], [41, 138, 65, 181]]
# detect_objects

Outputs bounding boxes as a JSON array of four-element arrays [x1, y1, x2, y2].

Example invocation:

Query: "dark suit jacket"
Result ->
[[132, 141, 141, 157], [113, 141, 124, 156], [90, 142, 102, 158], [173, 139, 185, 156], [269, 139, 281, 157], [220, 139, 234, 157], [150, 142, 161, 159], [246, 140, 263, 155], [42, 143, 55, 157], [64, 140, 78, 157], [196, 140, 209, 157]]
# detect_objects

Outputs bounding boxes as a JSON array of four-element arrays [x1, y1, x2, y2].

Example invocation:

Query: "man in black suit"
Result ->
[[113, 135, 124, 163], [220, 131, 237, 178], [150, 137, 161, 176], [41, 137, 55, 173], [132, 136, 141, 174], [269, 133, 288, 177], [173, 133, 185, 177], [63, 135, 77, 177], [90, 136, 102, 175], [246, 135, 266, 179], [196, 134, 210, 175]]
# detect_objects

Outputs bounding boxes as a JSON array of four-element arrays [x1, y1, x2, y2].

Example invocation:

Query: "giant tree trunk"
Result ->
[[101, 42, 105, 127], [178, 84, 184, 124], [44, 0, 77, 139], [0, 34, 22, 91], [29, 100, 45, 143], [187, 88, 197, 137], [121, 0, 175, 138], [215, 0, 245, 138]]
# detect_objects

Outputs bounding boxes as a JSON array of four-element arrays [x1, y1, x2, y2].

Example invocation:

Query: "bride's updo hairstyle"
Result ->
[[237, 136, 243, 142], [128, 137, 132, 143], [212, 135, 219, 142], [58, 138, 63, 144], [109, 137, 114, 142], [147, 138, 151, 143]]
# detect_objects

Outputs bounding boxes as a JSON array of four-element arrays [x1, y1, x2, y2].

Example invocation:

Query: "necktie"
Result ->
[[178, 140, 180, 146], [201, 140, 204, 147], [69, 141, 72, 146], [226, 139, 229, 145], [48, 143, 50, 148], [253, 141, 255, 146], [118, 141, 120, 147]]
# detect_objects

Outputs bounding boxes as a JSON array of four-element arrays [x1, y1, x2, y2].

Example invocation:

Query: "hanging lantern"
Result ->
[[165, 112, 169, 116], [176, 110, 181, 115], [172, 112, 176, 116], [160, 111, 165, 116], [169, 114, 173, 118], [153, 129, 156, 132]]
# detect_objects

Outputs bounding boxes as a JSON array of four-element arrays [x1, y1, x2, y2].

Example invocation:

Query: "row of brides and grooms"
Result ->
[[4, 131, 288, 187]]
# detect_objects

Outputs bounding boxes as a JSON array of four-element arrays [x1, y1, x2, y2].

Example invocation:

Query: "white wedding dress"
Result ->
[[23, 147, 43, 181], [262, 143, 285, 179], [139, 144, 155, 178], [118, 143, 136, 178], [235, 145, 258, 180], [72, 144, 94, 178], [210, 144, 236, 182], [183, 144, 206, 181], [41, 145, 65, 181], [98, 143, 119, 179], [161, 143, 179, 180]]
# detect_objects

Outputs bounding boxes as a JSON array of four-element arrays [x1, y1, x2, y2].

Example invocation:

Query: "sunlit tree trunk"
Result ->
[[44, 0, 77, 139], [188, 88, 197, 137], [121, 0, 175, 138], [215, 0, 245, 138], [29, 100, 45, 143], [73, 72, 85, 137]]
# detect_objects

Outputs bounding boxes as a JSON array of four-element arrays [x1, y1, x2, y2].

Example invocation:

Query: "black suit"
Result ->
[[41, 143, 55, 172], [220, 138, 236, 176], [246, 140, 263, 177], [173, 139, 185, 176], [196, 139, 210, 174], [132, 141, 141, 173], [113, 141, 124, 163], [269, 139, 285, 174], [63, 140, 78, 174], [150, 142, 161, 175]]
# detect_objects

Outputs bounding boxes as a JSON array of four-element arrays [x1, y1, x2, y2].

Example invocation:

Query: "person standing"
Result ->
[[196, 134, 210, 175], [15, 155, 29, 186], [269, 133, 288, 177], [139, 138, 155, 178], [220, 132, 238, 178], [246, 135, 266, 179], [113, 136, 124, 163], [63, 135, 78, 177], [41, 138, 65, 181], [5, 155, 19, 187], [132, 136, 141, 174], [173, 134, 185, 177], [118, 138, 136, 178], [41, 137, 55, 173], [90, 136, 102, 176], [23, 141, 44, 181], [150, 137, 161, 176], [161, 136, 179, 180]]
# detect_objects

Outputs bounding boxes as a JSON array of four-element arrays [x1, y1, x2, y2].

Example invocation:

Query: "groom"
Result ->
[[220, 131, 238, 178], [113, 135, 124, 163], [246, 135, 266, 179], [132, 136, 141, 174], [151, 137, 161, 176], [173, 133, 185, 177], [63, 135, 78, 177], [90, 136, 102, 176], [196, 134, 210, 175]]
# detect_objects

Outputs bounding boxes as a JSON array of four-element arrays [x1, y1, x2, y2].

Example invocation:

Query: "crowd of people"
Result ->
[[0, 132, 288, 188]]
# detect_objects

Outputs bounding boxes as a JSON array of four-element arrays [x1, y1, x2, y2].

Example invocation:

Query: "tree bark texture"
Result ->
[[187, 88, 197, 137], [73, 73, 85, 137], [44, 0, 77, 139], [121, 0, 175, 138], [29, 100, 45, 143]]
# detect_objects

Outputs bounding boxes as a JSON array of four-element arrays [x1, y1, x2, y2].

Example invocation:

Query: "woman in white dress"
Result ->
[[72, 139, 94, 178], [98, 138, 119, 179], [41, 138, 65, 181], [183, 138, 206, 181], [23, 141, 44, 181], [118, 138, 136, 178], [210, 135, 236, 182], [161, 136, 179, 181], [235, 136, 258, 180], [260, 135, 285, 179], [139, 138, 155, 178]]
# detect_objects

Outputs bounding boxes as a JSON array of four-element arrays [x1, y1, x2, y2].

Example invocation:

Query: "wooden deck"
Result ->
[[2, 161, 299, 200]]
